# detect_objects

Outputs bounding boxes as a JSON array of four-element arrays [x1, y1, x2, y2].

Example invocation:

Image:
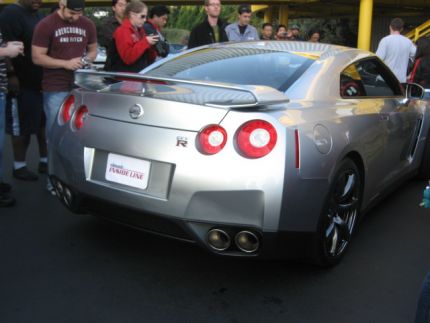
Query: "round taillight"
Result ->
[[236, 120, 277, 158], [198, 124, 227, 155], [61, 95, 75, 123], [73, 105, 88, 130]]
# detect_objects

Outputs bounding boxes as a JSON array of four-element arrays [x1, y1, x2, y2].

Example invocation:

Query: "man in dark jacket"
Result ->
[[98, 0, 127, 50], [188, 0, 228, 49]]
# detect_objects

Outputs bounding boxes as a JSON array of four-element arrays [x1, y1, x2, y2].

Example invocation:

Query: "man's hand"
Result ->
[[5, 41, 24, 58], [64, 57, 84, 71], [146, 35, 159, 46]]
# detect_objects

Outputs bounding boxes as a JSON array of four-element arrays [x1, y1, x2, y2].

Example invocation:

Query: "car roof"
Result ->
[[205, 40, 371, 61]]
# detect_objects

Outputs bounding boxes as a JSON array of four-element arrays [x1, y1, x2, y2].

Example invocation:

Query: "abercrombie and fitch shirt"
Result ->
[[32, 12, 96, 91]]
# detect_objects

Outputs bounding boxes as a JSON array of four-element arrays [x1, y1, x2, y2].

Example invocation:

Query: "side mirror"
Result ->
[[406, 83, 425, 100]]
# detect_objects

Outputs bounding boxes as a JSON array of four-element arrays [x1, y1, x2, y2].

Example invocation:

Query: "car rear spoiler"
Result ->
[[74, 69, 289, 108]]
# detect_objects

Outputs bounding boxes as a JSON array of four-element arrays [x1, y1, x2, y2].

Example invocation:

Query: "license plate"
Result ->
[[105, 153, 151, 190]]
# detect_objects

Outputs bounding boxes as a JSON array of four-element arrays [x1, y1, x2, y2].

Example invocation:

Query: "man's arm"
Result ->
[[410, 41, 417, 59], [32, 45, 83, 70], [188, 27, 198, 49], [86, 42, 98, 62], [252, 26, 260, 40], [375, 38, 386, 60]]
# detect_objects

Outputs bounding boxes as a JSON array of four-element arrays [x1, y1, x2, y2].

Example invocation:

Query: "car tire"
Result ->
[[313, 158, 363, 267], [418, 130, 430, 179]]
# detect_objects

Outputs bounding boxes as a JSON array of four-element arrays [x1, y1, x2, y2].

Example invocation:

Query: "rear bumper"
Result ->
[[50, 175, 315, 259]]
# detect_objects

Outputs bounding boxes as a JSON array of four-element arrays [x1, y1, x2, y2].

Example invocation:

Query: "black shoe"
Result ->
[[13, 167, 38, 181], [38, 161, 48, 174], [0, 182, 11, 193], [0, 193, 15, 207]]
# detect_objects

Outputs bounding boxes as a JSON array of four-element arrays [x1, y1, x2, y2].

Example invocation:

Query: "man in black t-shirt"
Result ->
[[0, 0, 46, 182]]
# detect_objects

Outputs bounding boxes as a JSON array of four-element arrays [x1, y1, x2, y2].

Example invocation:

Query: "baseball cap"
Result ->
[[291, 25, 300, 30], [66, 0, 85, 11]]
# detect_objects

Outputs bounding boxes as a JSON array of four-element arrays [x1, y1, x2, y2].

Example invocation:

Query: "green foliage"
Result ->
[[288, 18, 358, 45], [163, 28, 190, 44]]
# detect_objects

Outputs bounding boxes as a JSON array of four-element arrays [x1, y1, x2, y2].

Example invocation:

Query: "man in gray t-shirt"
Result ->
[[376, 17, 416, 83]]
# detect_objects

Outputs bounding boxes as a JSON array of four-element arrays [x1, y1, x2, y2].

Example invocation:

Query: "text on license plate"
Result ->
[[105, 153, 151, 190]]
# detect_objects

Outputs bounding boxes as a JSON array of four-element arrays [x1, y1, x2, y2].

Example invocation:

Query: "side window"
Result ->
[[340, 58, 403, 98]]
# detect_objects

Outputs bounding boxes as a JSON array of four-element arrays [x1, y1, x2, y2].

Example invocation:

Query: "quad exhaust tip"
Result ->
[[207, 229, 231, 251], [235, 231, 259, 253], [207, 228, 260, 253]]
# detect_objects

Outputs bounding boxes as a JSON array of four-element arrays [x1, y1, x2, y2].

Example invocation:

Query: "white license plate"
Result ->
[[105, 153, 151, 190]]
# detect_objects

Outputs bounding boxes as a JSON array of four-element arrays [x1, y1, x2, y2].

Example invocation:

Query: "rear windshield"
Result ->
[[144, 47, 315, 92]]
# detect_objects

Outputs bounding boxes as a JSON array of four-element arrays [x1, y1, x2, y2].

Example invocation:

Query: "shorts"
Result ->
[[5, 89, 45, 136]]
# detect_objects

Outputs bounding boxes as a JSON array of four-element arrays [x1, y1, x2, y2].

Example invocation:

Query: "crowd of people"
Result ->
[[187, 1, 321, 48], [0, 0, 428, 210], [0, 0, 326, 209], [0, 0, 429, 320]]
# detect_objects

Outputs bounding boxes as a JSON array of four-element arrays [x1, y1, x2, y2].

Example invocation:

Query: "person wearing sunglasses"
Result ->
[[107, 0, 159, 73]]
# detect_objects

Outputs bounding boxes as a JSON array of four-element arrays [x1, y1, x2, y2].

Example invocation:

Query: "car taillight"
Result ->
[[73, 105, 88, 130], [197, 124, 227, 155], [236, 120, 277, 158], [61, 95, 75, 123]]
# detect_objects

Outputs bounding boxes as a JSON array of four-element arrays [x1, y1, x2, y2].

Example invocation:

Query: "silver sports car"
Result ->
[[49, 41, 430, 266]]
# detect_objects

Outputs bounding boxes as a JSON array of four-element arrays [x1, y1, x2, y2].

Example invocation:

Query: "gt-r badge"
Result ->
[[129, 104, 144, 119], [176, 136, 188, 147]]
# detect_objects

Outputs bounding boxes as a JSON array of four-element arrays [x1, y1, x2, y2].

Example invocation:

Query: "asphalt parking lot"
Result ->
[[1, 139, 430, 323]]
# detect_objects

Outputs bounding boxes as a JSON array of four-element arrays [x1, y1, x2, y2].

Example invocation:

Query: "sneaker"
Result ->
[[13, 167, 38, 181], [38, 161, 48, 174], [46, 180, 56, 196], [0, 193, 15, 207], [0, 182, 11, 193]]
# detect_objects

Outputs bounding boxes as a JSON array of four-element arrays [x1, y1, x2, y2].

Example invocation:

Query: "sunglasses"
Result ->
[[133, 13, 147, 19]]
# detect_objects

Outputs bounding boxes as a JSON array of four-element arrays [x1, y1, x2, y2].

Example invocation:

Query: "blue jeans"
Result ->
[[0, 92, 5, 181], [43, 91, 69, 142], [416, 271, 430, 323]]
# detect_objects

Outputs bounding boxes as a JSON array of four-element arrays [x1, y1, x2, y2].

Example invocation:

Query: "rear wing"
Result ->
[[74, 69, 289, 109]]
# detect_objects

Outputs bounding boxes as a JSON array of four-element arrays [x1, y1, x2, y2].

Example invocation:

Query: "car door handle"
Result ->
[[380, 114, 390, 121]]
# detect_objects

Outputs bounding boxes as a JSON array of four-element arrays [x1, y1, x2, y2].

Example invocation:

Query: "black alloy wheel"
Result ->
[[316, 158, 362, 267]]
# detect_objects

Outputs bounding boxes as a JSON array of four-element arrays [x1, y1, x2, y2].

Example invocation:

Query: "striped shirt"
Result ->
[[0, 30, 7, 92]]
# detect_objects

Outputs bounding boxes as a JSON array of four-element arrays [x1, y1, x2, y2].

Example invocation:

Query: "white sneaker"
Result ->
[[46, 179, 56, 196]]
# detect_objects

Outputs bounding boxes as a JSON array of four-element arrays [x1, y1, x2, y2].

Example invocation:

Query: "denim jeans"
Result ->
[[43, 91, 69, 142], [416, 271, 430, 323], [0, 92, 5, 181]]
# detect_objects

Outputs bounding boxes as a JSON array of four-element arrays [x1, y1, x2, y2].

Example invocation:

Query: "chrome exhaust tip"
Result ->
[[207, 229, 231, 251], [235, 231, 259, 253]]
